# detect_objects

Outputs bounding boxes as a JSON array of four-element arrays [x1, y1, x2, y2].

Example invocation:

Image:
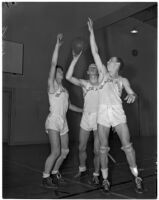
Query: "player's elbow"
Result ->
[[66, 74, 70, 81], [68, 103, 73, 110], [66, 75, 72, 83]]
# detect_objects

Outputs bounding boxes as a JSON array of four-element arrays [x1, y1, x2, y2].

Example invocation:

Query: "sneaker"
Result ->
[[51, 172, 66, 185], [74, 171, 88, 178], [102, 179, 110, 193], [134, 176, 144, 193], [92, 175, 100, 185], [42, 177, 58, 188]]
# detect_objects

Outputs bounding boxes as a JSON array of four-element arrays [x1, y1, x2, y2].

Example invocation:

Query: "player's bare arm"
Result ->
[[122, 77, 137, 104], [66, 50, 87, 88], [48, 33, 63, 93], [87, 17, 107, 82]]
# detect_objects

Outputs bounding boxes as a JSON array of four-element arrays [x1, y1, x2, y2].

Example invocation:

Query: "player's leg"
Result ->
[[51, 132, 69, 184], [74, 128, 90, 178], [115, 123, 137, 173], [42, 129, 60, 188], [92, 130, 100, 185], [98, 124, 111, 192], [115, 123, 144, 193]]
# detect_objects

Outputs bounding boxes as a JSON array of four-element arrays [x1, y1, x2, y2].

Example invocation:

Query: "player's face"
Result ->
[[88, 64, 98, 76], [56, 68, 64, 82], [107, 57, 120, 73]]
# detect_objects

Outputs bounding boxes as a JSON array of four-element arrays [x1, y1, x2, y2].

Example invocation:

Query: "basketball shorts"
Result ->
[[80, 112, 97, 132], [97, 105, 127, 128], [45, 113, 69, 136]]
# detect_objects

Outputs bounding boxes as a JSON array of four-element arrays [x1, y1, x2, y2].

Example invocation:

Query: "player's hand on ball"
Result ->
[[124, 94, 136, 103], [57, 33, 63, 46], [87, 17, 93, 32], [72, 37, 84, 55]]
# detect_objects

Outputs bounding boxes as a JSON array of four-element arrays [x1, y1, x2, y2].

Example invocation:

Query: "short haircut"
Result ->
[[116, 57, 124, 71], [89, 63, 97, 68]]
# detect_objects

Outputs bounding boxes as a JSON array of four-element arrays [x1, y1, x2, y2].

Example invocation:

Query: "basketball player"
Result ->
[[42, 34, 82, 188], [66, 49, 102, 186], [87, 18, 143, 193]]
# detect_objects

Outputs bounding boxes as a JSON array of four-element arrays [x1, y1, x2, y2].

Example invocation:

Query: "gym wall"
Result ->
[[3, 3, 157, 145]]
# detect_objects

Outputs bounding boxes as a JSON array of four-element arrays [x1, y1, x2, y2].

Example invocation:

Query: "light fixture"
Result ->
[[130, 27, 138, 34]]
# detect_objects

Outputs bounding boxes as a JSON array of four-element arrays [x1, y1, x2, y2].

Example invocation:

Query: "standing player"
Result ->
[[43, 34, 82, 188], [87, 17, 144, 193], [66, 50, 101, 185]]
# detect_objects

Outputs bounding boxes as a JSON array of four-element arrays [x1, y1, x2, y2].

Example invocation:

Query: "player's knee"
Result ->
[[51, 148, 60, 158], [100, 146, 110, 155], [94, 148, 100, 156], [79, 144, 86, 153], [61, 148, 69, 159], [121, 143, 134, 154]]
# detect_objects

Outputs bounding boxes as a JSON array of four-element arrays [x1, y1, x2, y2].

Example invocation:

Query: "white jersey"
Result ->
[[82, 82, 99, 113], [98, 75, 123, 106], [48, 86, 69, 118]]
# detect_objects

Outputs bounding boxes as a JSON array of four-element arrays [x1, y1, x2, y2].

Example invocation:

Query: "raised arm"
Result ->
[[87, 17, 107, 80], [122, 78, 137, 104], [66, 51, 87, 87], [48, 33, 63, 93]]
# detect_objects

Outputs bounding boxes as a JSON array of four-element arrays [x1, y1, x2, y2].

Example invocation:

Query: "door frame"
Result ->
[[3, 87, 15, 144]]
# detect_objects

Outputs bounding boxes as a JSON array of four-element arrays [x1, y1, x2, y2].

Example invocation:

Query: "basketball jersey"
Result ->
[[48, 86, 69, 118], [82, 82, 99, 113], [98, 75, 123, 106]]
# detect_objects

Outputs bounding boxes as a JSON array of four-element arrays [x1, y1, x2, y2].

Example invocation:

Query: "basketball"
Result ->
[[72, 37, 85, 55]]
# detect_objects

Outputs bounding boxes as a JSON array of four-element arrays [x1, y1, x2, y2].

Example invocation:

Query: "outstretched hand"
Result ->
[[87, 17, 93, 32], [124, 94, 136, 104], [57, 33, 63, 46]]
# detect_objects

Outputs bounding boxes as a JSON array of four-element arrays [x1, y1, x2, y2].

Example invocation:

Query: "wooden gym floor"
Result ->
[[3, 135, 157, 199]]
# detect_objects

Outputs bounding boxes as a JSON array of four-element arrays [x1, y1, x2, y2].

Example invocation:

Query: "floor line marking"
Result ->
[[110, 191, 133, 199], [4, 159, 95, 189], [4, 159, 133, 198], [4, 158, 157, 199], [4, 159, 42, 174], [4, 155, 156, 175]]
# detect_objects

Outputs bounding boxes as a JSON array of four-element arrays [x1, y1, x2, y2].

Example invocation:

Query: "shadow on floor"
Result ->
[[3, 135, 157, 199]]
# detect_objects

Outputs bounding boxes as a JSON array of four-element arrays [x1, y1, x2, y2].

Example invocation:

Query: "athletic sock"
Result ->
[[101, 168, 108, 180], [51, 170, 58, 175], [79, 166, 86, 172], [93, 172, 99, 176], [130, 166, 138, 177], [43, 172, 50, 178]]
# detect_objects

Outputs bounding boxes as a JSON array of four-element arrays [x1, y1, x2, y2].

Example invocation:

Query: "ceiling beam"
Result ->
[[94, 2, 157, 29]]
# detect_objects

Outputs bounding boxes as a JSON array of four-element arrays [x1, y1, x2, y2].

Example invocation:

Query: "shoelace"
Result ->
[[135, 177, 142, 188], [93, 176, 99, 183], [103, 179, 110, 187], [48, 177, 55, 184]]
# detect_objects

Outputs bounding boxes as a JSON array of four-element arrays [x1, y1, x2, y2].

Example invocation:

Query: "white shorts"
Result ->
[[45, 113, 69, 136], [97, 105, 126, 128], [80, 112, 97, 132]]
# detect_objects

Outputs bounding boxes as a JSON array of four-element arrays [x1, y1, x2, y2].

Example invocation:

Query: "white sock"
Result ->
[[130, 167, 138, 177], [93, 172, 99, 176], [51, 170, 58, 175], [43, 172, 50, 178], [101, 168, 108, 180], [79, 166, 86, 172]]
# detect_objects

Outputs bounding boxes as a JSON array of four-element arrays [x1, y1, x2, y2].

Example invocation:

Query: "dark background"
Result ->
[[2, 2, 157, 145]]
